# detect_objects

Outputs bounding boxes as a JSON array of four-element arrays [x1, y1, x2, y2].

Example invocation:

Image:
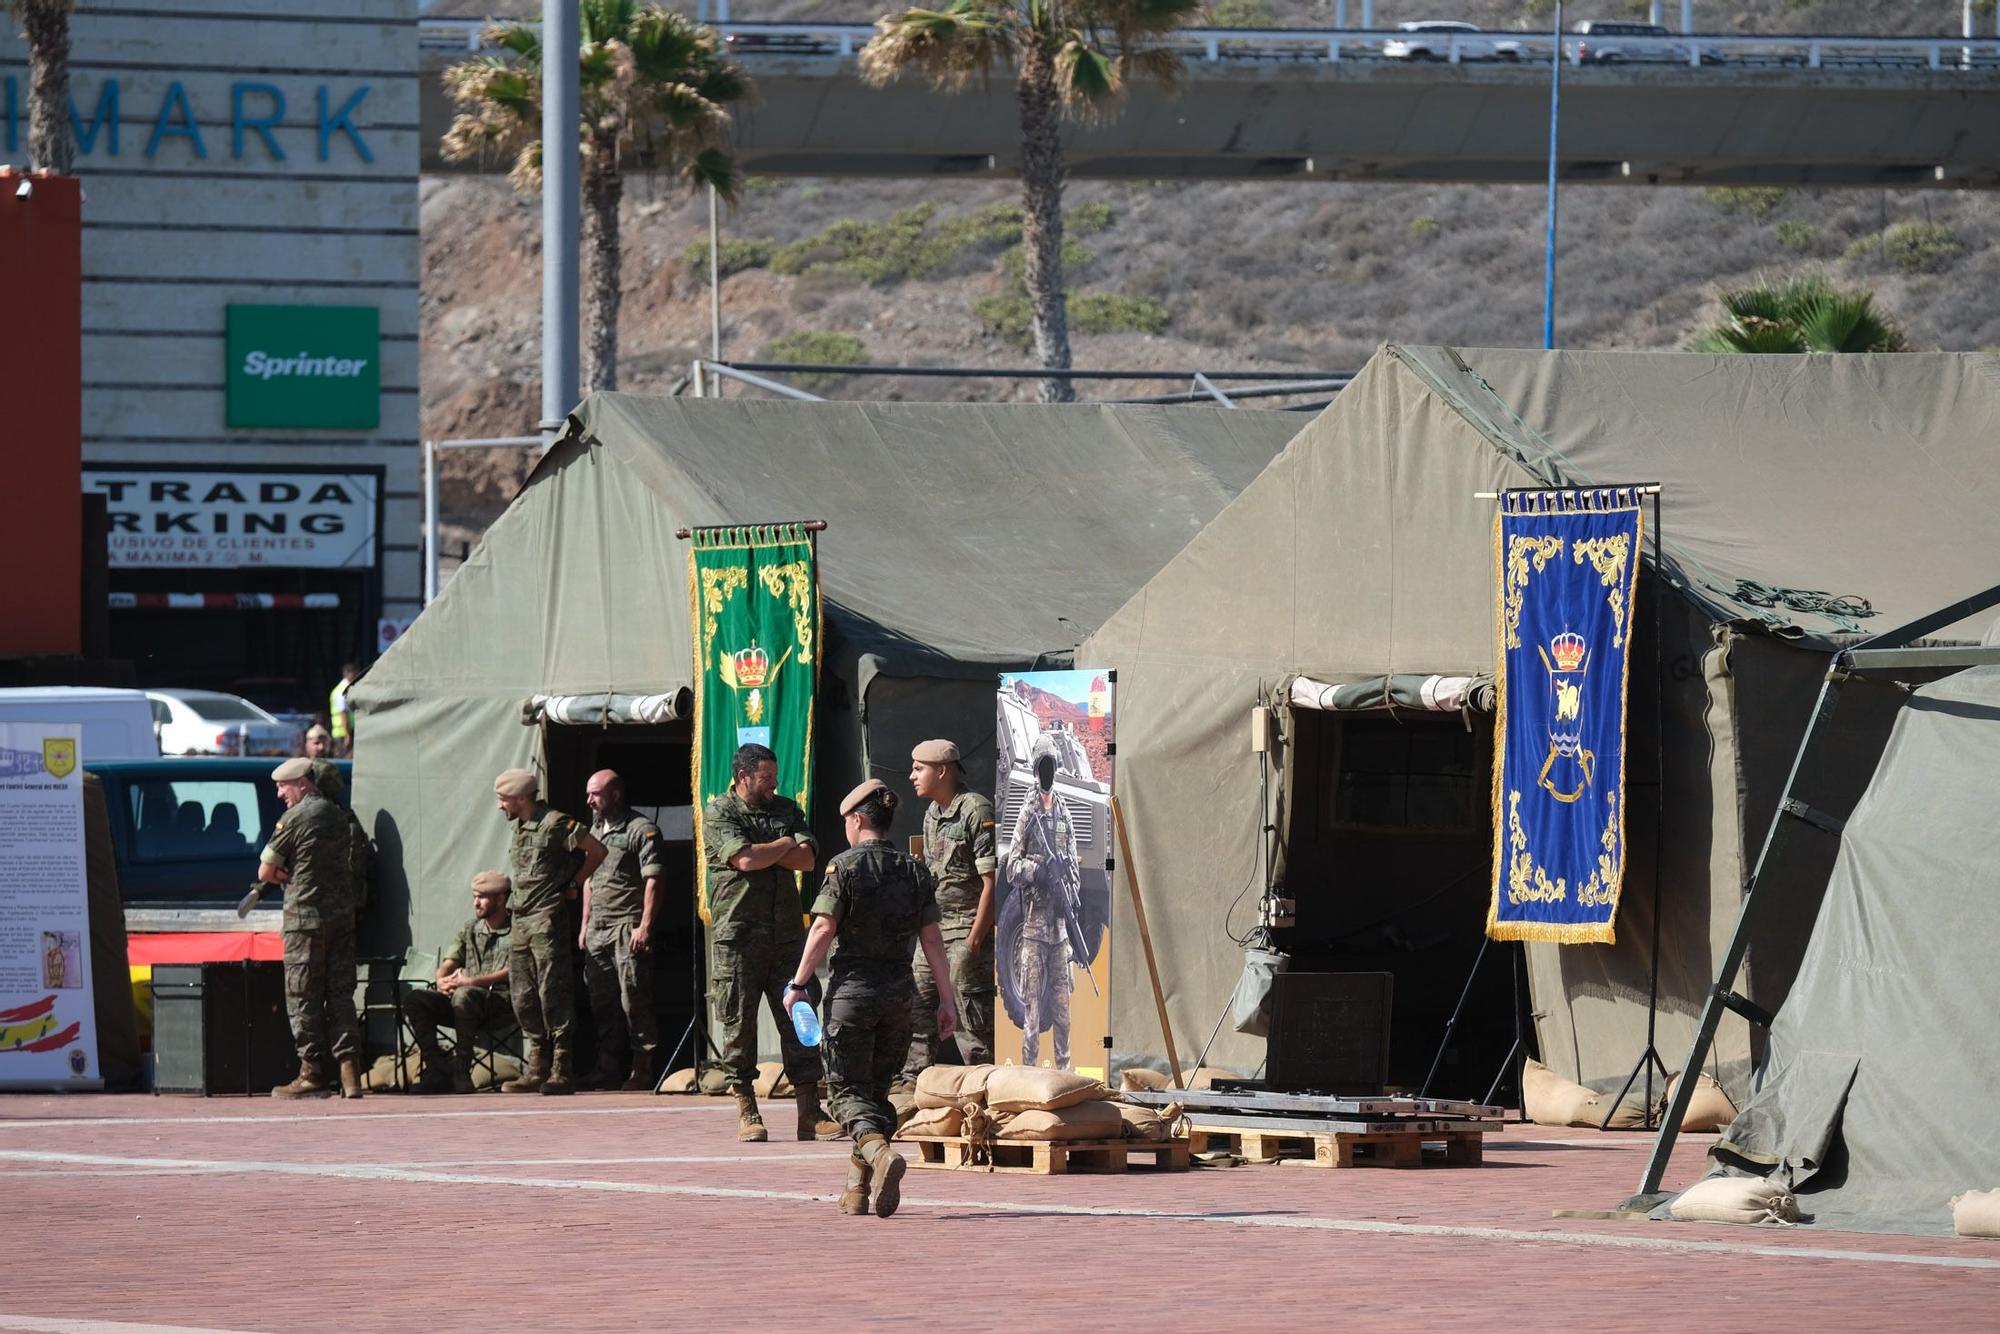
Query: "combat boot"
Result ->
[[838, 1150, 872, 1215], [502, 1044, 547, 1094], [338, 1057, 365, 1100], [415, 1064, 454, 1095], [796, 1081, 843, 1141], [734, 1088, 768, 1142], [621, 1053, 654, 1093], [857, 1133, 907, 1218], [541, 1046, 575, 1096], [451, 1049, 477, 1094], [271, 1065, 334, 1099]]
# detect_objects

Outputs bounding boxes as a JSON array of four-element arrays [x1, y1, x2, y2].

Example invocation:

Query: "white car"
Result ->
[[1382, 20, 1522, 62], [146, 689, 302, 758]]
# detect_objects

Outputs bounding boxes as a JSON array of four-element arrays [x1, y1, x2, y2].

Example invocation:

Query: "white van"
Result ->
[[0, 687, 161, 761]]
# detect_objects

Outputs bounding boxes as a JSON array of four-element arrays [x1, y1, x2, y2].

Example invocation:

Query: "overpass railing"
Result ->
[[420, 18, 2000, 72]]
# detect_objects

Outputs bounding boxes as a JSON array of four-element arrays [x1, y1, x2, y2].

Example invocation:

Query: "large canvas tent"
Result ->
[[349, 397, 1301, 961], [1083, 346, 2000, 1091]]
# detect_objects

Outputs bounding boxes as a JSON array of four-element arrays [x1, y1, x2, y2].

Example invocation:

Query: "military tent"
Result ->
[[349, 396, 1303, 1005], [1083, 345, 2000, 1094]]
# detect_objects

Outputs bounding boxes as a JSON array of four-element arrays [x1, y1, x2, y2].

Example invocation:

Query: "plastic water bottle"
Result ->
[[790, 999, 822, 1048]]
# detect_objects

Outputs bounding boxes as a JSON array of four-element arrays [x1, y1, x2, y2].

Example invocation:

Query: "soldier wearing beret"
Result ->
[[494, 767, 606, 1095], [899, 738, 998, 1084], [786, 778, 956, 1217], [405, 871, 516, 1093], [258, 756, 362, 1099], [581, 769, 665, 1090]]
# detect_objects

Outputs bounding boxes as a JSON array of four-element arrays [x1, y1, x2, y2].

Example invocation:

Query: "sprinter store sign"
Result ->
[[85, 469, 379, 569], [226, 305, 380, 429]]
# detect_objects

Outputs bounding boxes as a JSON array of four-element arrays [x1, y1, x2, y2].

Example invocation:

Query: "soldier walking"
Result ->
[[582, 769, 664, 1090], [405, 870, 515, 1093], [1008, 739, 1078, 1070], [785, 779, 957, 1217], [899, 738, 997, 1084], [258, 757, 362, 1099], [494, 768, 605, 1096], [701, 743, 838, 1142]]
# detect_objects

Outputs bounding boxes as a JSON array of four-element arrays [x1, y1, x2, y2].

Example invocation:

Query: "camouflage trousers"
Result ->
[[583, 915, 657, 1066], [509, 910, 574, 1063], [709, 928, 823, 1092], [900, 918, 994, 1081], [281, 918, 360, 1074], [1018, 933, 1071, 1070], [404, 985, 513, 1071], [824, 975, 914, 1141]]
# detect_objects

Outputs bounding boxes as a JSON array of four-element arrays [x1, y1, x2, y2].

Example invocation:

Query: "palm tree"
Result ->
[[860, 0, 1202, 403], [443, 0, 746, 392], [1688, 273, 1908, 354], [7, 0, 77, 173]]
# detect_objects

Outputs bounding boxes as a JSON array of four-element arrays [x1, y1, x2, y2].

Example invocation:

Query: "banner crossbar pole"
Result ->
[[675, 520, 828, 540]]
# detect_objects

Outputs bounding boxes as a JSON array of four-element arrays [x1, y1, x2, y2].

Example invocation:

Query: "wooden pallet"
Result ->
[[897, 1134, 1190, 1175], [1187, 1122, 1488, 1169]]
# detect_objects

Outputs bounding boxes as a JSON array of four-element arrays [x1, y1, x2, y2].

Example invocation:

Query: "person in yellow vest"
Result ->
[[328, 663, 360, 757]]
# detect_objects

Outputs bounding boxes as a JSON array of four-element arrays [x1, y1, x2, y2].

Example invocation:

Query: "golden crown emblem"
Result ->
[[732, 645, 770, 688], [1548, 631, 1587, 673]]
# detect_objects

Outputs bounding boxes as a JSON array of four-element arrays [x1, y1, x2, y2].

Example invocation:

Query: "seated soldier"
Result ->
[[405, 871, 516, 1094]]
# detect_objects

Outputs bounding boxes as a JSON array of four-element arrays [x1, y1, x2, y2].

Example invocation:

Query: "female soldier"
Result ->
[[784, 779, 957, 1217]]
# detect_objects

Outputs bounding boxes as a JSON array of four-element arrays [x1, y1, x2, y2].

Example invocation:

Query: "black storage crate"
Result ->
[[150, 961, 295, 1095]]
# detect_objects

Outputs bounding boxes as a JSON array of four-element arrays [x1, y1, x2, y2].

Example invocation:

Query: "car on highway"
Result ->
[[145, 688, 302, 757], [1382, 20, 1522, 62], [1571, 19, 1724, 65]]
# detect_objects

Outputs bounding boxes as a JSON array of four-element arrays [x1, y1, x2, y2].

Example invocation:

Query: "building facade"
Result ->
[[2, 0, 420, 712]]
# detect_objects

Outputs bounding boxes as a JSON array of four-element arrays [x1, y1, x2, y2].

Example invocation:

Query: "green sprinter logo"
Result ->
[[226, 305, 380, 429]]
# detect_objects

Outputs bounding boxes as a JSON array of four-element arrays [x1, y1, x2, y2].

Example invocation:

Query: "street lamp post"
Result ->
[[1542, 0, 1562, 350]]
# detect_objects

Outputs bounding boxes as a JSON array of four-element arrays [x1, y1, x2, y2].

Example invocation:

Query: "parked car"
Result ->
[[87, 756, 352, 927], [1571, 19, 1724, 65], [0, 687, 159, 760], [145, 688, 302, 757], [1383, 20, 1522, 62]]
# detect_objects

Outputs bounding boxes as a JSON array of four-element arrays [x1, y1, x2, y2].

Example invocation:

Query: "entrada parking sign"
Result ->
[[226, 305, 380, 429]]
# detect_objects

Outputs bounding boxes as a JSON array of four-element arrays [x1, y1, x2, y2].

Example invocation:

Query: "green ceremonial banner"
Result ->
[[689, 523, 821, 924]]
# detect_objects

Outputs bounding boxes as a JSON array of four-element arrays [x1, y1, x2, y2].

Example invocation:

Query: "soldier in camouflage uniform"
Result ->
[[494, 767, 606, 1096], [701, 742, 835, 1142], [582, 769, 664, 1090], [899, 738, 997, 1083], [405, 870, 515, 1094], [258, 756, 362, 1099], [1008, 739, 1078, 1070], [785, 778, 956, 1218]]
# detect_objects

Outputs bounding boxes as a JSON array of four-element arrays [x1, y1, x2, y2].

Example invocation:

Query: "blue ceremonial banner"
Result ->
[[1489, 494, 1644, 944]]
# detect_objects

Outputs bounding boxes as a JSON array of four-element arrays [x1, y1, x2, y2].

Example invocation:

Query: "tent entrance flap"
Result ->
[[523, 689, 693, 727], [1280, 710, 1508, 1097], [1286, 674, 1495, 715]]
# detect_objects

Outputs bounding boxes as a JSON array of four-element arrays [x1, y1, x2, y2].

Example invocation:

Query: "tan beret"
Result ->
[[839, 778, 890, 816], [271, 757, 313, 782], [911, 739, 961, 765], [470, 870, 511, 895], [494, 767, 538, 798], [305, 724, 331, 741]]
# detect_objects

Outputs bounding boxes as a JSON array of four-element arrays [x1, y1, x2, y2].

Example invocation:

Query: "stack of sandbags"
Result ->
[[1659, 1070, 1739, 1132], [915, 1063, 997, 1110], [1951, 1189, 2000, 1238], [1668, 1176, 1800, 1226], [986, 1067, 1122, 1141]]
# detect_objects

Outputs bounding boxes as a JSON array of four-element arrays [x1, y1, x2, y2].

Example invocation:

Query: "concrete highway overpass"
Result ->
[[420, 23, 2000, 187]]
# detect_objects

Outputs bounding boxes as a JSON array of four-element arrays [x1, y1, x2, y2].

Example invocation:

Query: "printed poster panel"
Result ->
[[994, 670, 1114, 1079], [0, 724, 101, 1089]]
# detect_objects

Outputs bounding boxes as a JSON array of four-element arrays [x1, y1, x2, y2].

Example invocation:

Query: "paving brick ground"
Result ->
[[2, 1092, 1996, 1332]]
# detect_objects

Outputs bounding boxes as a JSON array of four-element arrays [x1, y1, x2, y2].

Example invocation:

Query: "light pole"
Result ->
[[1542, 0, 1562, 350], [541, 0, 581, 447]]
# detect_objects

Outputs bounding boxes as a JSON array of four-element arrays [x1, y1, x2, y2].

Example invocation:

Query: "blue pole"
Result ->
[[1542, 0, 1562, 350]]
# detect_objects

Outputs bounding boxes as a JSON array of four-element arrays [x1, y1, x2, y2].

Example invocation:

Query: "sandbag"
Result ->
[[1120, 1067, 1171, 1092], [1668, 1176, 1800, 1226], [986, 1066, 1108, 1113], [364, 1052, 420, 1091], [659, 1067, 699, 1095], [753, 1061, 792, 1099], [1115, 1101, 1177, 1142], [1663, 1070, 1739, 1133], [474, 1053, 522, 1091], [896, 1105, 964, 1138], [1231, 945, 1289, 1037], [915, 1063, 996, 1108], [1186, 1067, 1241, 1090], [1951, 1189, 2000, 1238], [995, 1100, 1125, 1141], [1523, 1058, 1603, 1127]]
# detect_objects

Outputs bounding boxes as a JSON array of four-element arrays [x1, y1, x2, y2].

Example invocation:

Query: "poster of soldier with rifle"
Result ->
[[994, 671, 1113, 1078]]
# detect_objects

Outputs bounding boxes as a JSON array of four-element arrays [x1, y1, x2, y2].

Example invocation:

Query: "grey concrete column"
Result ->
[[1680, 0, 1692, 33], [541, 0, 581, 447]]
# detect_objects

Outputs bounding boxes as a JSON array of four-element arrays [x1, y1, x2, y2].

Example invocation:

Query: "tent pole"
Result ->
[[1630, 576, 2000, 1204]]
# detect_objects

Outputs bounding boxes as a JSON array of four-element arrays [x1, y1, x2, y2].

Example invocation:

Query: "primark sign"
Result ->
[[1, 77, 376, 164], [85, 467, 380, 570]]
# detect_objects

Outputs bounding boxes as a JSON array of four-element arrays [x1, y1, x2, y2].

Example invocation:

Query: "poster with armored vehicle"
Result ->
[[994, 670, 1113, 1078]]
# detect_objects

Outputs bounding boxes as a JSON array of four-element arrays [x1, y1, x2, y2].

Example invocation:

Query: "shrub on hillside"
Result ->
[[683, 236, 776, 276], [1703, 187, 1789, 217], [758, 330, 868, 389], [1775, 221, 1821, 253], [1844, 221, 1961, 274], [770, 202, 1109, 286]]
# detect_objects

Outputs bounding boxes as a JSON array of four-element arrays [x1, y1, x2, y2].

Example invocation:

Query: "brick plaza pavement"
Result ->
[[2, 1093, 1995, 1331]]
